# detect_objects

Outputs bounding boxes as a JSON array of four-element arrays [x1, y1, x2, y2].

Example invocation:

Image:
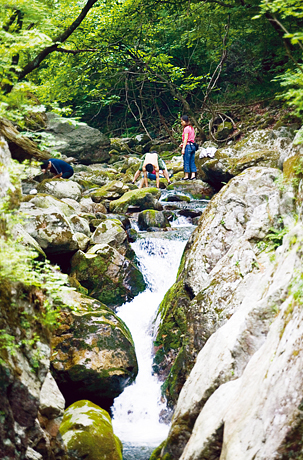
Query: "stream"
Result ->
[[111, 222, 197, 460]]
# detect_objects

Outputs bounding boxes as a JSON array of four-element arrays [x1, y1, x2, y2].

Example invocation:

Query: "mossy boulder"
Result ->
[[73, 168, 116, 188], [90, 181, 129, 202], [109, 187, 162, 213], [138, 210, 171, 230], [51, 290, 138, 405], [60, 400, 122, 460], [70, 244, 145, 307], [215, 121, 233, 140]]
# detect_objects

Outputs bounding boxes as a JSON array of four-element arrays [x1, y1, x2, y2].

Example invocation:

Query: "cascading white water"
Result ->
[[112, 237, 187, 453]]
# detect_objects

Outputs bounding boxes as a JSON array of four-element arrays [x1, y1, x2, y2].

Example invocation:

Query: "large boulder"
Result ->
[[109, 187, 162, 213], [160, 223, 303, 460], [90, 219, 129, 255], [46, 113, 110, 164], [90, 181, 129, 202], [138, 210, 171, 230], [37, 179, 82, 201], [20, 194, 90, 255], [70, 244, 145, 306], [197, 128, 295, 190], [51, 290, 138, 406], [60, 400, 122, 460], [153, 167, 295, 408]]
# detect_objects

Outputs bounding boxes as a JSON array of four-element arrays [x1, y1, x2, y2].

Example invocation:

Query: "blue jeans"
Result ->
[[183, 144, 197, 173]]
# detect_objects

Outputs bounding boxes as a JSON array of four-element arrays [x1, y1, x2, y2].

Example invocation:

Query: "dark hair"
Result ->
[[181, 115, 191, 125], [41, 160, 50, 169], [145, 163, 154, 173]]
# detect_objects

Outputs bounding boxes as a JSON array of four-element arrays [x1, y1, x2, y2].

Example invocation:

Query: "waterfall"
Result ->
[[112, 236, 187, 457]]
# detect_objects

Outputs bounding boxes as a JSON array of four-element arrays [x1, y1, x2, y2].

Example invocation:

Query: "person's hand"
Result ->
[[182, 149, 185, 155]]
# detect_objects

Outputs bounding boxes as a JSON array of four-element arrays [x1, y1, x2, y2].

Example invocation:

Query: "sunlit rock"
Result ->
[[109, 187, 161, 213], [37, 178, 82, 201]]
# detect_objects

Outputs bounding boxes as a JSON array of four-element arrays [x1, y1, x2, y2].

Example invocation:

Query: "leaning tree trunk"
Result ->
[[0, 118, 50, 163]]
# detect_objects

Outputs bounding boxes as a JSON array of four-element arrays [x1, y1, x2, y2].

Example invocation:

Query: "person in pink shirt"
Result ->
[[180, 115, 197, 180]]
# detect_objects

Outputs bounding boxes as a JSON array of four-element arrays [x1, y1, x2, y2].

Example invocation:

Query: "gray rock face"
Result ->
[[20, 194, 91, 255], [46, 113, 110, 164], [37, 179, 82, 201], [197, 128, 296, 190], [154, 167, 296, 448], [155, 166, 303, 460]]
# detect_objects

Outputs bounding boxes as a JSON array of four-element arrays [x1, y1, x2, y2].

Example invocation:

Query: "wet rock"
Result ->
[[70, 244, 145, 307], [163, 194, 191, 203], [46, 113, 110, 164], [51, 291, 138, 404], [138, 210, 171, 230], [60, 400, 122, 460], [109, 187, 162, 214], [167, 180, 215, 199], [37, 179, 82, 201]]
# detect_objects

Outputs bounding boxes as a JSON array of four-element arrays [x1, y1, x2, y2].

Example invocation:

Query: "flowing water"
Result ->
[[112, 234, 189, 460]]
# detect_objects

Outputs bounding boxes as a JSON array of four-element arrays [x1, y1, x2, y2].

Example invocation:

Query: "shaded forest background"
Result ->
[[1, 0, 303, 141]]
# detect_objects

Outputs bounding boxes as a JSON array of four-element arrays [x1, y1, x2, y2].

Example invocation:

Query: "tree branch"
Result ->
[[55, 47, 99, 54], [17, 0, 99, 81]]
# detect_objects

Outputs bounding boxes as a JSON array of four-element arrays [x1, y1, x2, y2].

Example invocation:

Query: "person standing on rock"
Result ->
[[180, 115, 197, 180], [41, 158, 74, 179], [132, 151, 171, 188]]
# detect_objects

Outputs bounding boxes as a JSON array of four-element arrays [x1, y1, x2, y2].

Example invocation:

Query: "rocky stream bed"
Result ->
[[1, 117, 303, 460]]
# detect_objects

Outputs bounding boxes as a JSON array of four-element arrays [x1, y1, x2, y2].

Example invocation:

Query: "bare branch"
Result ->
[[54, 47, 99, 54]]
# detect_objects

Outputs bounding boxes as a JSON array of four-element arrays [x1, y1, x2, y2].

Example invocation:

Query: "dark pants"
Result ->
[[62, 170, 74, 179]]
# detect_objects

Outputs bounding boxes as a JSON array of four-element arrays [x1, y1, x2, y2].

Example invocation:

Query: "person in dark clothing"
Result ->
[[41, 159, 74, 179]]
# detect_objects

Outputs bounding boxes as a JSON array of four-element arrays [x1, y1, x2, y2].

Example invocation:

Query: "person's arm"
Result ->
[[182, 132, 189, 155], [53, 172, 63, 179], [142, 168, 149, 188], [132, 169, 140, 183], [155, 169, 160, 188]]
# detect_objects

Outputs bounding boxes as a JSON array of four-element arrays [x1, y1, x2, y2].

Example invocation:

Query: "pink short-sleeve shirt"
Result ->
[[182, 125, 195, 143]]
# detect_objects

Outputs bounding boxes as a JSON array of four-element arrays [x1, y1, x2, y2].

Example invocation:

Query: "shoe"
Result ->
[[182, 178, 189, 181], [190, 177, 196, 180], [167, 181, 172, 185]]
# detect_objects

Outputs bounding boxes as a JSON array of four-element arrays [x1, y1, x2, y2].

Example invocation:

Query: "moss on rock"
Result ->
[[109, 187, 161, 213], [60, 400, 122, 460]]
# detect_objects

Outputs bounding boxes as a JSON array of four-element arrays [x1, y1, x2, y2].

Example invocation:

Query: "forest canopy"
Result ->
[[0, 0, 303, 136]]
